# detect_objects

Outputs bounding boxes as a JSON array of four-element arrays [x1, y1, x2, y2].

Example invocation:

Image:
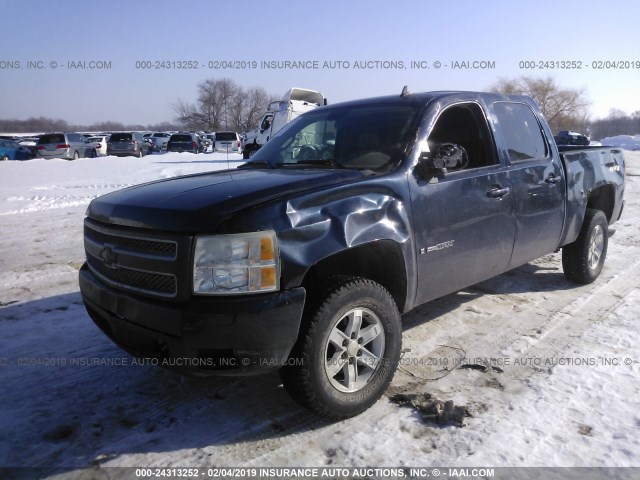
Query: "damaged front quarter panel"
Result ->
[[282, 188, 410, 263], [220, 177, 416, 302]]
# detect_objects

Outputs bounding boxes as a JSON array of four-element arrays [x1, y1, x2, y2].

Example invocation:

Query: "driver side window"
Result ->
[[428, 103, 497, 171]]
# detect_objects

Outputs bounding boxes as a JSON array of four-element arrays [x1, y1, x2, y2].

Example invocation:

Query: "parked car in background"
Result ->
[[0, 139, 33, 160], [85, 135, 110, 156], [194, 133, 206, 153], [166, 133, 201, 154], [203, 133, 216, 150], [143, 136, 155, 151], [150, 132, 172, 152], [17, 137, 40, 159], [555, 130, 590, 146], [213, 131, 242, 154], [107, 132, 151, 157], [37, 132, 96, 160], [199, 135, 212, 150]]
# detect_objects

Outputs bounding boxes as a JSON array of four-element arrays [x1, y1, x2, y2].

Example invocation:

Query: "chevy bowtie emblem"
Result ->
[[100, 245, 118, 269]]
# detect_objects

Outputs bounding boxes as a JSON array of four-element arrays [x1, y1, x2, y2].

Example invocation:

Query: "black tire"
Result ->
[[242, 145, 253, 160], [280, 277, 402, 419], [89, 149, 97, 158], [562, 208, 608, 284], [0, 155, 8, 161], [73, 151, 79, 160]]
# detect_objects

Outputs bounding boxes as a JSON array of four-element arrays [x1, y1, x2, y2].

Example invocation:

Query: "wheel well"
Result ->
[[302, 240, 407, 312], [588, 185, 615, 222]]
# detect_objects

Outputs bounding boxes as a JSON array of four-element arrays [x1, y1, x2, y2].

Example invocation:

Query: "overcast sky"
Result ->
[[1, 0, 639, 126]]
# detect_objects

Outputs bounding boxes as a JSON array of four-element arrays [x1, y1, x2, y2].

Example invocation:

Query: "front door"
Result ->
[[410, 102, 516, 305]]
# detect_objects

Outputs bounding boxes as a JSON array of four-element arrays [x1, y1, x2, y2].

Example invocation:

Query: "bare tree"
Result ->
[[225, 86, 278, 133], [489, 76, 590, 133], [172, 78, 277, 132], [227, 87, 247, 132], [196, 78, 239, 130], [590, 108, 640, 139], [245, 86, 278, 131], [171, 98, 204, 130]]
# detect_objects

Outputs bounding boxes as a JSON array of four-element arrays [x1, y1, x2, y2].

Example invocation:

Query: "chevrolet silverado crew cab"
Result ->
[[79, 89, 625, 419]]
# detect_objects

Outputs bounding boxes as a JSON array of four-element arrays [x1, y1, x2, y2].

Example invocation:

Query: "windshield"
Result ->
[[249, 104, 420, 171]]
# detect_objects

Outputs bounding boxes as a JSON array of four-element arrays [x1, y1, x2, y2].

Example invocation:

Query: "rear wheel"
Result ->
[[73, 151, 79, 160], [562, 208, 608, 284], [280, 277, 401, 419], [0, 155, 9, 161]]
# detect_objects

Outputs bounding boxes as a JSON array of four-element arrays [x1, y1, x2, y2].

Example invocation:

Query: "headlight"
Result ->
[[193, 231, 279, 295]]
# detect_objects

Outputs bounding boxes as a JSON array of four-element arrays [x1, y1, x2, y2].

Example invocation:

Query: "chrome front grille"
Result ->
[[84, 219, 188, 299]]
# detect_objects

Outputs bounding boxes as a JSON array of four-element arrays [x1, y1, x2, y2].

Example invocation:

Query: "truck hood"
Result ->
[[86, 168, 364, 232]]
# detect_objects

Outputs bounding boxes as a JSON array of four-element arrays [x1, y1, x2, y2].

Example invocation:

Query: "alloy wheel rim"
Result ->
[[588, 225, 604, 270], [324, 307, 385, 393]]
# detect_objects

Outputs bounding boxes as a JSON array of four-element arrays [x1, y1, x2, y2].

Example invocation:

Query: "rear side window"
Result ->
[[110, 133, 133, 141], [38, 134, 65, 144], [493, 102, 548, 162]]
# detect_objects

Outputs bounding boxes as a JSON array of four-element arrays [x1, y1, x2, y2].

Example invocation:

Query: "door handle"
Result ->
[[487, 186, 510, 198], [545, 174, 561, 184]]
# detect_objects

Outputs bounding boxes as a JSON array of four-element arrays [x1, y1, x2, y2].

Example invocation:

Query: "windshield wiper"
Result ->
[[275, 159, 344, 169]]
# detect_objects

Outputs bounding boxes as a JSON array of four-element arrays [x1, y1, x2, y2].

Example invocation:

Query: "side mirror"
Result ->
[[418, 143, 467, 177]]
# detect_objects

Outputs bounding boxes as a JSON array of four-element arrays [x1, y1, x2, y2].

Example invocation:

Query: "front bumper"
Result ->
[[79, 263, 306, 376]]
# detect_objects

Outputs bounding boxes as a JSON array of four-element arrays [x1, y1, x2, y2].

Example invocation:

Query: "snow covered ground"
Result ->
[[0, 150, 639, 477], [600, 135, 640, 150]]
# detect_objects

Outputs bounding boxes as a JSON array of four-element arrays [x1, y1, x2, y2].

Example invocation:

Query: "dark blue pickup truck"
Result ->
[[79, 89, 625, 419]]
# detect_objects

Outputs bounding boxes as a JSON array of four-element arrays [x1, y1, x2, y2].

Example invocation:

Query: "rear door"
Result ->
[[410, 101, 516, 305], [489, 101, 565, 268]]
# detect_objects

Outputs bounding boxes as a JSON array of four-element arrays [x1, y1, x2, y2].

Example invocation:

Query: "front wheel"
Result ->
[[280, 277, 401, 419], [0, 155, 9, 161], [562, 208, 608, 284]]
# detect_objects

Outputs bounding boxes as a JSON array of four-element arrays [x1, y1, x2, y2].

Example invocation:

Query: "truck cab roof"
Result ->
[[282, 88, 325, 105]]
